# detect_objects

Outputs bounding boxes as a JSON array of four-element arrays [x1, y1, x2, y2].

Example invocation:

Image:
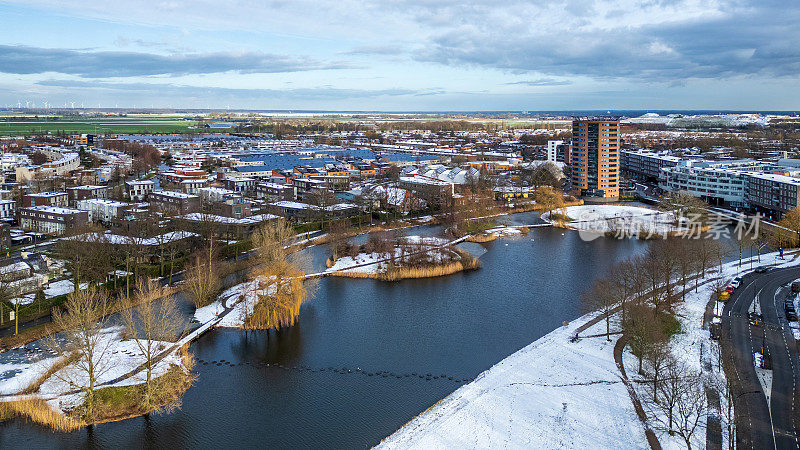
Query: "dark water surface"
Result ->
[[2, 218, 649, 449]]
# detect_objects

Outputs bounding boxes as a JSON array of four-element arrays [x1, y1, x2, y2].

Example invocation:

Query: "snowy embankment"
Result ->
[[381, 250, 796, 449], [543, 205, 678, 236], [379, 310, 647, 449]]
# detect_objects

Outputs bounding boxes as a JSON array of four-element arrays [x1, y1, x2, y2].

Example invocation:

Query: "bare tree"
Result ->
[[55, 225, 113, 291], [252, 218, 296, 266], [649, 355, 685, 430], [643, 338, 671, 404], [46, 287, 112, 420], [184, 254, 221, 308], [582, 277, 618, 340], [623, 303, 667, 375], [121, 280, 184, 409], [670, 239, 701, 302], [649, 368, 708, 450], [326, 218, 352, 261]]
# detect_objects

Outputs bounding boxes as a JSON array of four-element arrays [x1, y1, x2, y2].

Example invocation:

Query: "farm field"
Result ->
[[0, 115, 200, 136]]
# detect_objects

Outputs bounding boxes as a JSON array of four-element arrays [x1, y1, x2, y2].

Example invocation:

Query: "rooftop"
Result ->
[[22, 205, 85, 215]]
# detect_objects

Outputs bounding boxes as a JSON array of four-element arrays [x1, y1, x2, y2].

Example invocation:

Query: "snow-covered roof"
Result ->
[[0, 261, 30, 274], [273, 200, 315, 209], [151, 190, 198, 199], [22, 205, 84, 215], [181, 213, 279, 225]]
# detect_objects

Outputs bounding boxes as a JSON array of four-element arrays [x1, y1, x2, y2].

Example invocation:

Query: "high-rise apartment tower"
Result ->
[[570, 119, 620, 199]]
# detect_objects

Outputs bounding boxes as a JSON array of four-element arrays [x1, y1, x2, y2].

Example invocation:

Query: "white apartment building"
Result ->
[[126, 180, 155, 201], [659, 161, 749, 207], [0, 153, 31, 171], [76, 199, 130, 223], [198, 187, 238, 203], [546, 140, 563, 162], [0, 199, 16, 221]]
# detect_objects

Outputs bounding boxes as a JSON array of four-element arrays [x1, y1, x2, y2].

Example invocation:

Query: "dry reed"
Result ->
[[466, 233, 497, 243], [0, 398, 84, 431]]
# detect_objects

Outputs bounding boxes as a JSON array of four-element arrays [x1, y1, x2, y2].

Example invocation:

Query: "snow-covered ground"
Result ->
[[543, 205, 678, 238], [0, 326, 183, 415], [487, 226, 524, 237], [193, 276, 281, 328], [380, 250, 798, 449]]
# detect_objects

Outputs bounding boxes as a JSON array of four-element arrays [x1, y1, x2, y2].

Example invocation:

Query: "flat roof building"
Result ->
[[571, 119, 620, 200]]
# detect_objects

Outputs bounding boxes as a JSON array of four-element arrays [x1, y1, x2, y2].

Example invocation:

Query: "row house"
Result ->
[[19, 206, 89, 235], [293, 178, 328, 200], [255, 182, 296, 202], [23, 191, 68, 208], [270, 169, 297, 184], [126, 180, 155, 201], [223, 177, 256, 193], [149, 190, 201, 215], [180, 178, 208, 195], [67, 185, 108, 206], [353, 162, 377, 177], [76, 199, 131, 223], [293, 165, 324, 178]]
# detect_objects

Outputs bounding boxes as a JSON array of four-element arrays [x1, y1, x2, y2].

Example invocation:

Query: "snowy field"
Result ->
[[0, 326, 183, 414], [380, 249, 797, 449]]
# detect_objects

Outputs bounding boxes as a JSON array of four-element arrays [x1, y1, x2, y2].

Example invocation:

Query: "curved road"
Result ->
[[722, 265, 800, 450]]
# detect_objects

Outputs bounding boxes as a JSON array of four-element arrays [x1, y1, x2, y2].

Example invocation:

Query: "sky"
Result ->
[[0, 0, 798, 111]]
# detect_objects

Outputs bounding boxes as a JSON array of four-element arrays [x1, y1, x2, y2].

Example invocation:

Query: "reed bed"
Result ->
[[0, 398, 84, 431], [331, 249, 481, 281], [466, 233, 497, 243]]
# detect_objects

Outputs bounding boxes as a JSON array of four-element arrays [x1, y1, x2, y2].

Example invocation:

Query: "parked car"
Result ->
[[726, 286, 735, 294], [731, 277, 742, 288], [786, 301, 798, 321]]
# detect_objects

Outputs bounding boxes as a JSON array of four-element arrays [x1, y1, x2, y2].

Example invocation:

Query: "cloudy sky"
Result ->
[[0, 0, 798, 111]]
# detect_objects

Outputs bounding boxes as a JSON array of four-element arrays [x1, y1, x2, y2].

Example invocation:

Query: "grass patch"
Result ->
[[457, 220, 499, 236], [658, 310, 682, 337]]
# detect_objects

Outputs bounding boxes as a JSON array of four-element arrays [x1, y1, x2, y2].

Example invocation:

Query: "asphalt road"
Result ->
[[722, 264, 800, 450]]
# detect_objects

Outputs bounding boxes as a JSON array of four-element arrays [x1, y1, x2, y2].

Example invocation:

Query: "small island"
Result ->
[[326, 235, 481, 281]]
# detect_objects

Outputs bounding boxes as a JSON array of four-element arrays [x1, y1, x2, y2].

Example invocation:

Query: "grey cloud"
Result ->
[[0, 45, 350, 77], [412, 1, 800, 81]]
